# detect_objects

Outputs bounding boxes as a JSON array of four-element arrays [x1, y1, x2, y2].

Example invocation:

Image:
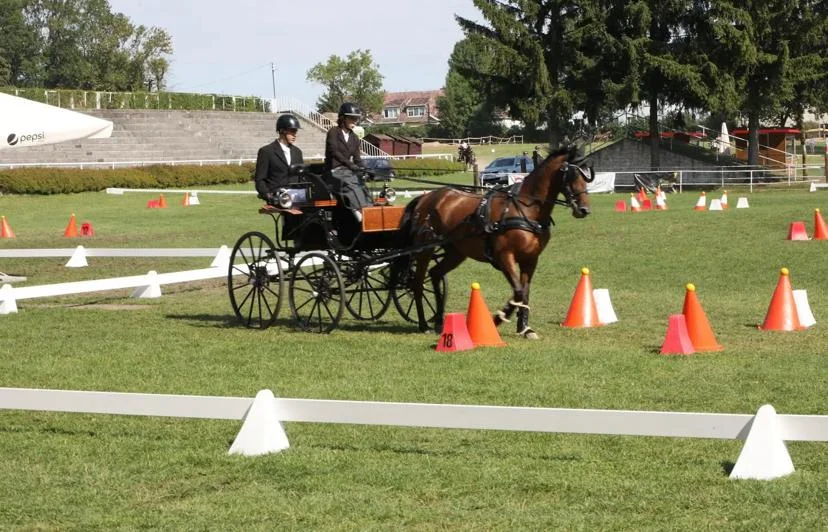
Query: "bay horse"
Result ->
[[393, 146, 594, 338]]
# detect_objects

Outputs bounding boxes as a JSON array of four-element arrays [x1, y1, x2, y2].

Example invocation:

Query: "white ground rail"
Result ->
[[0, 265, 236, 314], [0, 245, 230, 268], [0, 387, 825, 480]]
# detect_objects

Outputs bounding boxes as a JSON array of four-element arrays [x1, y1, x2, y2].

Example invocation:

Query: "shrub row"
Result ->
[[0, 164, 254, 194], [0, 87, 270, 112], [390, 158, 465, 177]]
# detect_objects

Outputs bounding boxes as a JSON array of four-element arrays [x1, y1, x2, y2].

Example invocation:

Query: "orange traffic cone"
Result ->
[[720, 190, 729, 209], [637, 188, 647, 204], [655, 193, 668, 210], [759, 268, 804, 331], [614, 200, 626, 212], [660, 314, 695, 355], [466, 282, 506, 347], [436, 313, 475, 352], [0, 216, 14, 238], [694, 192, 707, 211], [64, 213, 78, 237], [682, 283, 723, 352], [182, 193, 190, 207], [562, 268, 602, 328], [158, 194, 167, 208], [629, 193, 641, 212], [814, 208, 828, 240]]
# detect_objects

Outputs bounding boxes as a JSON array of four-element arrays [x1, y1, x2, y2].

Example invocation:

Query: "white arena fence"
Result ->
[[612, 165, 824, 192], [0, 245, 230, 268], [0, 387, 825, 480]]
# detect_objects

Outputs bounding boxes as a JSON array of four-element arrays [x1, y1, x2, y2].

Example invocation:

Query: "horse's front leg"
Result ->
[[516, 259, 539, 339], [492, 254, 525, 327]]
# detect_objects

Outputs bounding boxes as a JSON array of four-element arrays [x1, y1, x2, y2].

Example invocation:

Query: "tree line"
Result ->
[[438, 0, 827, 166], [0, 0, 172, 92]]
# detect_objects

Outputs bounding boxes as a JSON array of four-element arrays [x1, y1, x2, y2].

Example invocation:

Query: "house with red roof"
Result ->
[[368, 90, 443, 126]]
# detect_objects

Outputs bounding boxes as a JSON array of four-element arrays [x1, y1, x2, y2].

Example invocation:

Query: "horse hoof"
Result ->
[[523, 331, 539, 340]]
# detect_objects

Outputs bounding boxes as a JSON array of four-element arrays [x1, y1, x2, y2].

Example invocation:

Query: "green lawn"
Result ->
[[1, 187, 827, 529]]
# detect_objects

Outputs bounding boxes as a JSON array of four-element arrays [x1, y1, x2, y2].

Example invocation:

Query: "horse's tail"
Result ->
[[391, 195, 423, 282]]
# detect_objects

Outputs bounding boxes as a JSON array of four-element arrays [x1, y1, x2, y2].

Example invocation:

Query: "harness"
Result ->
[[474, 161, 591, 266]]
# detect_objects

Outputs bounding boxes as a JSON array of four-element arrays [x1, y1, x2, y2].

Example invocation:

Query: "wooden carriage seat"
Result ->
[[361, 205, 405, 232]]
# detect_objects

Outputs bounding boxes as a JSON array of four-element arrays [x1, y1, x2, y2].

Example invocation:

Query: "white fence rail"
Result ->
[[614, 166, 824, 192], [0, 245, 230, 269], [0, 387, 825, 479]]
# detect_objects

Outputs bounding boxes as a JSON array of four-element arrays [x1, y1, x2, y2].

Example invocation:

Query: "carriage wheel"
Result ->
[[391, 252, 447, 325], [289, 251, 344, 333], [227, 231, 283, 329], [341, 259, 392, 321]]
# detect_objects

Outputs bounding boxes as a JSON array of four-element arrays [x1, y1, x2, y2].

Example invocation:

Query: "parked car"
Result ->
[[362, 158, 396, 181], [480, 155, 534, 186]]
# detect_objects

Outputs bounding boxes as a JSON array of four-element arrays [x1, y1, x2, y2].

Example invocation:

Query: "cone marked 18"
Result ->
[[64, 213, 78, 238], [759, 268, 804, 331], [682, 283, 723, 351], [814, 208, 828, 240], [660, 314, 695, 355], [0, 216, 14, 238], [436, 312, 475, 352], [466, 282, 506, 347], [562, 268, 602, 328]]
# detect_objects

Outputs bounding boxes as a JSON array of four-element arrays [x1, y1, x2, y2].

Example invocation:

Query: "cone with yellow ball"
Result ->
[[562, 268, 602, 328], [682, 283, 723, 352], [759, 268, 804, 331], [814, 208, 828, 240], [465, 282, 506, 347]]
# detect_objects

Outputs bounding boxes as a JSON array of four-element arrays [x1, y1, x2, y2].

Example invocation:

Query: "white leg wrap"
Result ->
[[509, 300, 530, 310], [495, 310, 510, 323]]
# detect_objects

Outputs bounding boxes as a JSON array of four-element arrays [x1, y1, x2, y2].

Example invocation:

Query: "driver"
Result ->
[[255, 114, 304, 205], [324, 102, 374, 222]]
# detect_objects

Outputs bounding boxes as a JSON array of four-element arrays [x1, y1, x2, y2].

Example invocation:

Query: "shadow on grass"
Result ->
[[164, 313, 422, 335], [721, 461, 735, 476]]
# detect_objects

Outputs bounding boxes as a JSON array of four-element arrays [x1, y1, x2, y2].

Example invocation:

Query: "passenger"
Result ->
[[324, 102, 374, 221], [255, 114, 304, 205]]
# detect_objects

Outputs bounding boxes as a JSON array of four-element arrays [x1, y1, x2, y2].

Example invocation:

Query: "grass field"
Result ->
[[1, 186, 827, 529]]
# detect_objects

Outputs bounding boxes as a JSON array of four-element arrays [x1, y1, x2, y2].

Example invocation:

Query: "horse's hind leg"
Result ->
[[411, 251, 433, 333], [427, 247, 465, 333]]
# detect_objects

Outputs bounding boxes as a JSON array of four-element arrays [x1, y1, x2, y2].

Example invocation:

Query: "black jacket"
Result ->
[[254, 141, 304, 198], [324, 126, 362, 172]]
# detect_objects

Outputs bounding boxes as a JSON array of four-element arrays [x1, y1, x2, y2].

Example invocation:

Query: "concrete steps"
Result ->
[[0, 109, 328, 167]]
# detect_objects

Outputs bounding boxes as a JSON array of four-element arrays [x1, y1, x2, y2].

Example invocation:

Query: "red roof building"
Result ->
[[369, 90, 443, 126]]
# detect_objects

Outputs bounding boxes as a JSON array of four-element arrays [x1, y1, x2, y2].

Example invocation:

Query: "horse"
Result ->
[[393, 146, 594, 338]]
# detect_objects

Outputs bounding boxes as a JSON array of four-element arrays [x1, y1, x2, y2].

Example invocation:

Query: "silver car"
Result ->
[[480, 155, 534, 187]]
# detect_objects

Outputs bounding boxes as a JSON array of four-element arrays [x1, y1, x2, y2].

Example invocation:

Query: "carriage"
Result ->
[[227, 163, 445, 333]]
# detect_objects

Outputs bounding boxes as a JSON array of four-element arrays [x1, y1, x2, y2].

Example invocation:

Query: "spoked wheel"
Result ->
[[341, 257, 392, 321], [391, 251, 447, 325], [289, 251, 344, 333], [228, 231, 283, 329]]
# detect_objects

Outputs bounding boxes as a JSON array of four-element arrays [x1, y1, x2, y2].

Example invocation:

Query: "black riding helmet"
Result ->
[[338, 102, 362, 118], [276, 114, 301, 133]]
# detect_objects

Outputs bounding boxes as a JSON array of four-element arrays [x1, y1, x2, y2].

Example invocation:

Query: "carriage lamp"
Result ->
[[380, 184, 396, 204], [276, 188, 293, 209]]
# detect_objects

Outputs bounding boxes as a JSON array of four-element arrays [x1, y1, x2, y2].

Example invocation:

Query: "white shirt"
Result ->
[[341, 130, 351, 144], [278, 140, 291, 166]]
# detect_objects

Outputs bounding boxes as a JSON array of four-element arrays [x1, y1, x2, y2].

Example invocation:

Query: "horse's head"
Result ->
[[559, 155, 594, 218]]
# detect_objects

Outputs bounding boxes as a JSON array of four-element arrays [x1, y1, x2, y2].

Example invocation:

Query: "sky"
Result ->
[[107, 0, 482, 106]]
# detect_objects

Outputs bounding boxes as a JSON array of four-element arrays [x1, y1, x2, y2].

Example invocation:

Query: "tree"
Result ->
[[306, 49, 384, 114], [3, 0, 173, 92], [438, 37, 503, 138], [456, 0, 613, 146], [0, 51, 10, 85]]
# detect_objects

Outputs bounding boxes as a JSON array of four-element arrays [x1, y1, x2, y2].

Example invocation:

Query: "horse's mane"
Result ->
[[537, 145, 580, 168]]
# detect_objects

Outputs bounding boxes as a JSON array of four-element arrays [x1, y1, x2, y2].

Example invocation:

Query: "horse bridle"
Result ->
[[555, 161, 595, 209]]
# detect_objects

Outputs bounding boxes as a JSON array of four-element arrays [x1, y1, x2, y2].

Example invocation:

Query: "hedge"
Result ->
[[390, 158, 464, 177], [0, 164, 254, 195]]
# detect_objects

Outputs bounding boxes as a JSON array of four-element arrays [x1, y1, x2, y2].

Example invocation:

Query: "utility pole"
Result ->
[[271, 62, 276, 101]]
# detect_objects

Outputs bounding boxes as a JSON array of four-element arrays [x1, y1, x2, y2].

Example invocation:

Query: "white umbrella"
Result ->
[[717, 121, 731, 155], [0, 92, 113, 151]]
